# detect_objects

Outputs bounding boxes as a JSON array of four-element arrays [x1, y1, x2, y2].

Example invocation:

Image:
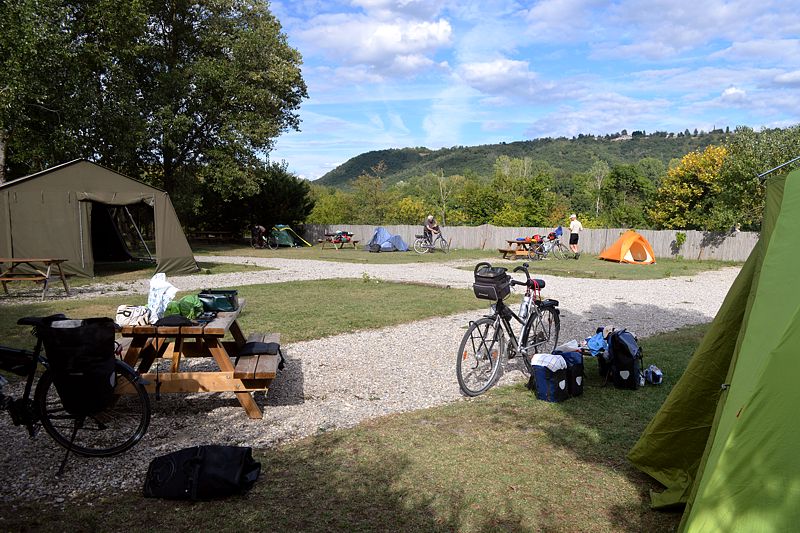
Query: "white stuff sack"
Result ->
[[115, 305, 152, 327], [147, 273, 178, 320]]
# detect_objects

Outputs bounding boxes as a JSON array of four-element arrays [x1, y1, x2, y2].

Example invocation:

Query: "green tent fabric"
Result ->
[[628, 170, 800, 531], [270, 224, 311, 247], [0, 159, 198, 277]]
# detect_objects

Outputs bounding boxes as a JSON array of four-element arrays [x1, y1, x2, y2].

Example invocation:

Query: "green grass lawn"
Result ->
[[0, 324, 705, 532], [194, 242, 501, 264], [0, 279, 487, 349], [465, 254, 740, 280]]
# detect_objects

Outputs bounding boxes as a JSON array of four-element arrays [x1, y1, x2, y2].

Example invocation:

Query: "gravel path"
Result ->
[[0, 256, 740, 502]]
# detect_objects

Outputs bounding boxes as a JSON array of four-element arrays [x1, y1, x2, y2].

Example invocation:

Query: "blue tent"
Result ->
[[367, 227, 408, 251]]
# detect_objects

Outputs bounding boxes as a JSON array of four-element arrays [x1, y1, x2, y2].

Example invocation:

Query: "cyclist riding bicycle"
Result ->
[[423, 215, 439, 244]]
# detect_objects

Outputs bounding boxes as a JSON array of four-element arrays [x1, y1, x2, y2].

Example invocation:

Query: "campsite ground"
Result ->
[[0, 255, 739, 531]]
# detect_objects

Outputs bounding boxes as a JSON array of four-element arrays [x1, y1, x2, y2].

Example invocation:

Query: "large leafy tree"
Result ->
[[650, 145, 727, 230], [1, 0, 307, 216], [717, 126, 800, 229], [600, 164, 656, 227]]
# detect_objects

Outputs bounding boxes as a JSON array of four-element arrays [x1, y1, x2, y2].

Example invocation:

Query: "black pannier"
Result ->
[[472, 262, 511, 301], [605, 329, 643, 389], [144, 445, 261, 500], [38, 317, 117, 416], [198, 289, 239, 312]]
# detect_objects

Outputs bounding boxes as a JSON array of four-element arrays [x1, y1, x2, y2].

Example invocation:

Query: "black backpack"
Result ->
[[603, 329, 643, 390], [144, 445, 261, 500]]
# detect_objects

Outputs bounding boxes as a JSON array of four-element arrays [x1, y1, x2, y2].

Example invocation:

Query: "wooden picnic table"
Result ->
[[0, 258, 71, 300], [318, 233, 360, 250], [498, 240, 534, 260], [120, 299, 281, 419]]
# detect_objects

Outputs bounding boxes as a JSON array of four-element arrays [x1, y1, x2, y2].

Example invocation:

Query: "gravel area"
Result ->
[[0, 256, 740, 502]]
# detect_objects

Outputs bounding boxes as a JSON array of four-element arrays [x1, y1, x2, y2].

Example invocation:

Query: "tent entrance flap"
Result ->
[[89, 201, 157, 264]]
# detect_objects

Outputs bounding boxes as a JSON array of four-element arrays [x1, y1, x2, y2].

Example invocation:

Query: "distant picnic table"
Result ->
[[0, 258, 71, 300]]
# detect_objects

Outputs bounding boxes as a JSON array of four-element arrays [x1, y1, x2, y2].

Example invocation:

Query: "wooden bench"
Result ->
[[0, 258, 71, 300], [234, 332, 282, 379]]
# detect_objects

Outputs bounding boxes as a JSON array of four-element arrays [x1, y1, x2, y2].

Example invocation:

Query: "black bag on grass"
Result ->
[[38, 317, 117, 416], [605, 329, 643, 390], [143, 445, 261, 501]]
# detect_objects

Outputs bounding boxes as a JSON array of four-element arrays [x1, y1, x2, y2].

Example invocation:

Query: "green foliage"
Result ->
[[600, 163, 656, 227], [316, 133, 729, 189], [651, 145, 727, 230], [675, 231, 687, 248], [1, 0, 308, 219]]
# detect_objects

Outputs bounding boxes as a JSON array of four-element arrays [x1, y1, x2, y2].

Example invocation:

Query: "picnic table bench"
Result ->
[[120, 299, 282, 419], [0, 258, 71, 300], [498, 240, 533, 260]]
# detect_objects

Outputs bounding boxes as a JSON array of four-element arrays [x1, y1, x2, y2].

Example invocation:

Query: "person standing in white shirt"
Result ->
[[568, 214, 583, 258]]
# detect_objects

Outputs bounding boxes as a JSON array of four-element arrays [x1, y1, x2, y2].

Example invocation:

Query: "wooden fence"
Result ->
[[302, 224, 757, 262]]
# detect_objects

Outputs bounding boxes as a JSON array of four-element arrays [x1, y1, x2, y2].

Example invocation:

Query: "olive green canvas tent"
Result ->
[[628, 169, 800, 531], [0, 159, 198, 277]]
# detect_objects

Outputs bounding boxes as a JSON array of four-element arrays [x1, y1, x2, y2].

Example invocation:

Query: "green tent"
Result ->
[[270, 224, 311, 247], [0, 159, 198, 277], [628, 169, 800, 531]]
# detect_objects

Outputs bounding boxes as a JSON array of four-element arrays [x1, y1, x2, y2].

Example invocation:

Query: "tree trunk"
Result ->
[[0, 129, 8, 184]]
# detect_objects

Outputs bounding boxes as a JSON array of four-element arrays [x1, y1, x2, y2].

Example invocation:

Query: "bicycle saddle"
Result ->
[[17, 314, 67, 327]]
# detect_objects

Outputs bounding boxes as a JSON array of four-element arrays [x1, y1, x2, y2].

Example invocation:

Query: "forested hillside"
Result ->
[[307, 126, 800, 232], [317, 131, 729, 188]]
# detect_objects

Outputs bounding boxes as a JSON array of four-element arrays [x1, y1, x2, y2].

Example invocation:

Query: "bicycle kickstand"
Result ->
[[56, 419, 82, 477]]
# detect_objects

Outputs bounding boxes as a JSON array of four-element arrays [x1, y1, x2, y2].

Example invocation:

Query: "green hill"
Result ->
[[316, 132, 729, 187]]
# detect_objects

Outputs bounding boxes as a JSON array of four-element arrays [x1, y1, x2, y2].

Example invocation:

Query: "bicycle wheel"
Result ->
[[556, 242, 572, 259], [520, 306, 561, 373], [527, 243, 543, 261], [250, 235, 263, 249], [413, 238, 429, 254], [35, 360, 150, 457], [439, 236, 450, 253], [551, 242, 566, 259], [267, 235, 279, 250], [456, 317, 503, 396]]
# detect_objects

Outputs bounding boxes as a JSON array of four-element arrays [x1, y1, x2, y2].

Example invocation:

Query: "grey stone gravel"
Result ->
[[0, 255, 740, 502]]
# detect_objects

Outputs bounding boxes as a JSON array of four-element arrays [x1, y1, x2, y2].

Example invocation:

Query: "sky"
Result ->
[[268, 0, 800, 181]]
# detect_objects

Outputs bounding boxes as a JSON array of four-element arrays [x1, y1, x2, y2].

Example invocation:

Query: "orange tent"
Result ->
[[598, 230, 656, 264]]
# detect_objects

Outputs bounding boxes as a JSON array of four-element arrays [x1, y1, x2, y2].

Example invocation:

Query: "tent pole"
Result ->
[[124, 206, 153, 261], [758, 155, 800, 180]]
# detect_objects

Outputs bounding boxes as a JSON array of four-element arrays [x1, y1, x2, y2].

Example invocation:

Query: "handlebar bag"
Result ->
[[473, 264, 511, 300], [39, 317, 116, 416], [144, 445, 261, 500]]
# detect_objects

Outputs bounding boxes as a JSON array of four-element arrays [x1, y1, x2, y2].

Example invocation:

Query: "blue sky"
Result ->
[[268, 0, 800, 180]]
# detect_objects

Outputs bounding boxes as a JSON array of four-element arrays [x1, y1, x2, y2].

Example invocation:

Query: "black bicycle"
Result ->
[[0, 315, 150, 474], [457, 263, 561, 396]]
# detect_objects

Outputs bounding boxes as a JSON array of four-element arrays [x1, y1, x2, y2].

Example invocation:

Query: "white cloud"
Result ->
[[458, 58, 576, 102], [297, 14, 452, 75], [351, 0, 447, 20], [721, 86, 747, 102], [713, 40, 800, 67], [774, 70, 800, 86]]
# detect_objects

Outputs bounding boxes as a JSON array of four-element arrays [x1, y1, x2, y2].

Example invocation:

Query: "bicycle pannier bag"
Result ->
[[198, 289, 239, 312], [39, 317, 117, 415], [606, 329, 643, 389], [527, 353, 568, 402], [143, 445, 261, 500], [473, 263, 511, 301], [554, 350, 584, 397]]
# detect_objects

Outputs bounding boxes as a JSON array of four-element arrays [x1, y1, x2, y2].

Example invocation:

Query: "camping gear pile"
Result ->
[[331, 230, 354, 244], [528, 326, 662, 403], [114, 274, 238, 327]]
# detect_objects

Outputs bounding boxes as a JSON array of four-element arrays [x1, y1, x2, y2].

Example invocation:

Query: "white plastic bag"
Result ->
[[147, 273, 178, 320], [554, 339, 580, 352]]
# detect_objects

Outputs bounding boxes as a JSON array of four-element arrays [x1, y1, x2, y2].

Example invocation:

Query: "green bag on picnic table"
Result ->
[[163, 295, 204, 319]]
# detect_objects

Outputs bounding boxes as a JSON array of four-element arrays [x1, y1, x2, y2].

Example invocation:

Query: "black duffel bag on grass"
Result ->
[[143, 445, 261, 500]]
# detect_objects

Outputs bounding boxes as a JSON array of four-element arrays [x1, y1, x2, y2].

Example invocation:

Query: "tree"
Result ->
[[650, 145, 727, 230], [306, 186, 357, 225], [717, 125, 800, 229], [588, 160, 610, 216], [0, 0, 73, 182], [1, 0, 307, 210], [197, 161, 314, 231], [601, 164, 656, 227]]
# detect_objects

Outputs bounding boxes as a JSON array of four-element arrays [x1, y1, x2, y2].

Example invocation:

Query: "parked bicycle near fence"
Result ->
[[0, 315, 150, 475], [529, 233, 574, 260], [413, 230, 450, 254], [456, 262, 560, 396]]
